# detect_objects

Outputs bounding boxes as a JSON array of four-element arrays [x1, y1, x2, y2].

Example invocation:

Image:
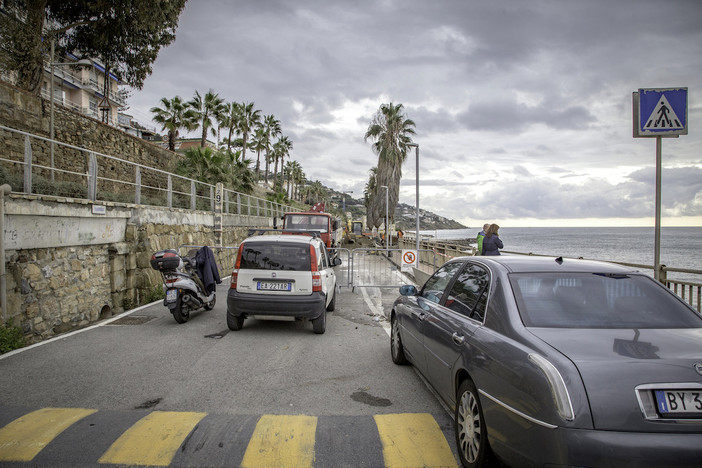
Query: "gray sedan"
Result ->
[[390, 256, 702, 468]]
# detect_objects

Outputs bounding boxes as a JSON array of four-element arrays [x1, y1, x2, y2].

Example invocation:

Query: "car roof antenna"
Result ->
[[555, 256, 563, 265]]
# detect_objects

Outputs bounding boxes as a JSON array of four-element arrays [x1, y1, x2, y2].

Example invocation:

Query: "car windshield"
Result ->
[[285, 214, 327, 231], [510, 272, 702, 329], [240, 241, 310, 271]]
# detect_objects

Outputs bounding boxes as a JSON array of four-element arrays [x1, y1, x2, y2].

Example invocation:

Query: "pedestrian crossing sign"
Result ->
[[634, 88, 687, 137]]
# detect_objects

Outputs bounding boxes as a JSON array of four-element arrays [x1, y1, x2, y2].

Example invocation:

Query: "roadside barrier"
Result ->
[[330, 248, 437, 290]]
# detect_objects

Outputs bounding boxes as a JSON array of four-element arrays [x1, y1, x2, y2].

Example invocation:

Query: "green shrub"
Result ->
[[145, 285, 165, 303], [0, 320, 26, 354]]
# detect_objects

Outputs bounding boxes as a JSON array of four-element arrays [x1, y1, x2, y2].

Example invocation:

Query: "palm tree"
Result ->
[[176, 147, 255, 194], [307, 180, 327, 206], [250, 125, 267, 181], [237, 102, 261, 162], [221, 149, 255, 193], [262, 114, 281, 185], [219, 102, 241, 152], [290, 161, 305, 201], [364, 102, 416, 228], [150, 96, 197, 151], [272, 135, 293, 192], [189, 89, 225, 148], [176, 146, 224, 182]]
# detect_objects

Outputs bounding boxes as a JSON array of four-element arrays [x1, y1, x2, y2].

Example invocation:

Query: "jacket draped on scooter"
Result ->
[[196, 246, 221, 293]]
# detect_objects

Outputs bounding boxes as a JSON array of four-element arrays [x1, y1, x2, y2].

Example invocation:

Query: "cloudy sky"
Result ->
[[127, 0, 702, 228]]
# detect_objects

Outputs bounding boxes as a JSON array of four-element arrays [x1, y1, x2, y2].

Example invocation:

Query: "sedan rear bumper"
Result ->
[[227, 289, 326, 320], [488, 415, 702, 468]]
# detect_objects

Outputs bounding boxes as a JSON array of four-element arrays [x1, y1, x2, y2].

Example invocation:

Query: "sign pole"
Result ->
[[633, 88, 687, 283], [654, 136, 662, 281]]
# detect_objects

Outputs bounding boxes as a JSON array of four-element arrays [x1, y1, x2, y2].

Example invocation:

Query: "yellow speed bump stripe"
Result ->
[[98, 410, 207, 466], [374, 413, 458, 468], [241, 414, 317, 468], [0, 407, 97, 462]]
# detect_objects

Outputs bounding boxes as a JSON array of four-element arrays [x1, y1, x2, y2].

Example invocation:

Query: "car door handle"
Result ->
[[452, 333, 465, 345]]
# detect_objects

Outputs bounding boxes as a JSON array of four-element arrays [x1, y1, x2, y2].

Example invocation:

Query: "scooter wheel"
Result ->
[[172, 298, 190, 323]]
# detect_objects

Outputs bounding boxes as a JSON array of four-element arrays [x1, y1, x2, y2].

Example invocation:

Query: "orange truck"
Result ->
[[282, 203, 342, 250]]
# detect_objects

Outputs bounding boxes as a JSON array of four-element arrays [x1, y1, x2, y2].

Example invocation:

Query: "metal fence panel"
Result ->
[[349, 248, 435, 289], [330, 248, 352, 289]]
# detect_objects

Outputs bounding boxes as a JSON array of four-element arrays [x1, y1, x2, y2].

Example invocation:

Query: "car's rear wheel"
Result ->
[[391, 314, 407, 365], [326, 288, 336, 311], [172, 298, 189, 324], [227, 313, 244, 331], [312, 310, 326, 334], [455, 379, 492, 468]]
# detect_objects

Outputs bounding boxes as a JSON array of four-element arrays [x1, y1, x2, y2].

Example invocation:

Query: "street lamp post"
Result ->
[[407, 143, 420, 252], [380, 185, 389, 254], [49, 37, 91, 182]]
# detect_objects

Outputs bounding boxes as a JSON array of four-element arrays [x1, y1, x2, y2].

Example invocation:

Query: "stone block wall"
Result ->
[[0, 79, 180, 192], [3, 195, 266, 344]]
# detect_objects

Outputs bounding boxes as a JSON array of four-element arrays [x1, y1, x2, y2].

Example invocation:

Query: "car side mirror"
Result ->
[[399, 285, 418, 296]]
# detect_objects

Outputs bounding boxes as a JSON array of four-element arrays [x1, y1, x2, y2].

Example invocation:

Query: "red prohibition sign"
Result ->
[[403, 251, 416, 264]]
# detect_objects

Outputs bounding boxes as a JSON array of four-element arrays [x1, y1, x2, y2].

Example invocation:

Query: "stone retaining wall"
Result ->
[[0, 79, 179, 188], [4, 194, 268, 344]]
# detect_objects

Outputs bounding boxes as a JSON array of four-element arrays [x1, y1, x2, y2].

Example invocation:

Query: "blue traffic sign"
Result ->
[[638, 88, 687, 136]]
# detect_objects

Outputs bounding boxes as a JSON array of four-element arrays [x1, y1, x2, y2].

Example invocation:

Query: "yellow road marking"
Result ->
[[0, 407, 97, 462], [241, 414, 317, 468], [374, 413, 458, 468], [98, 410, 206, 466]]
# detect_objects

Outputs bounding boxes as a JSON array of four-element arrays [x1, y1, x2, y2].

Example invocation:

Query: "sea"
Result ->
[[418, 226, 702, 283]]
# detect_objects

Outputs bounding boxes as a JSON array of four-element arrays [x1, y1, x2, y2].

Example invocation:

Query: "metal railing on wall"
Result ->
[[0, 124, 295, 218]]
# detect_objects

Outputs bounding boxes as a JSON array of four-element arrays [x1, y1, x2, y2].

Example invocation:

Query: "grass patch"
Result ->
[[0, 320, 26, 354]]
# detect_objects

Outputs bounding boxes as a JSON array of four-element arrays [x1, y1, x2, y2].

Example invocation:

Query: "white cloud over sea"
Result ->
[[127, 0, 702, 227]]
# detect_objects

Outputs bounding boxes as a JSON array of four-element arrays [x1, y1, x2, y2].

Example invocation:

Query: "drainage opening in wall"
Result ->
[[99, 305, 112, 320]]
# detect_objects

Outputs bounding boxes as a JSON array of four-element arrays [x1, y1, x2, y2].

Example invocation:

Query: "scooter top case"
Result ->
[[150, 249, 182, 271]]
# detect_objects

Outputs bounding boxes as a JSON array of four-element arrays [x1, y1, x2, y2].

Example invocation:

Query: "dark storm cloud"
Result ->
[[129, 0, 702, 224]]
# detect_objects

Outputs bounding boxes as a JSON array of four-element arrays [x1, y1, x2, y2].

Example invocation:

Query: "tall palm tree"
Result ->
[[219, 102, 241, 152], [272, 135, 293, 192], [237, 102, 261, 163], [364, 102, 416, 228], [283, 160, 303, 199], [250, 125, 267, 181], [150, 96, 197, 151], [291, 161, 305, 201], [189, 89, 225, 148], [262, 114, 281, 185], [307, 180, 327, 206]]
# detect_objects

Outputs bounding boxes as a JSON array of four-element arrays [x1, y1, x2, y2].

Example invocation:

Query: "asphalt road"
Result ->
[[0, 280, 461, 467]]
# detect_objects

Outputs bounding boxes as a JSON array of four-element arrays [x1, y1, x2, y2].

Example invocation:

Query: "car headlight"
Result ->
[[529, 353, 575, 421]]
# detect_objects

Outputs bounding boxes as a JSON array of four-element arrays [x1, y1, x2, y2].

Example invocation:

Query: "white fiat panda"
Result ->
[[226, 232, 341, 334]]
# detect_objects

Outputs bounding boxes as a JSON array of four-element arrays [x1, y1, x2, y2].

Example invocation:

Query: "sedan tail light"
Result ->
[[529, 353, 575, 421], [230, 270, 239, 289]]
